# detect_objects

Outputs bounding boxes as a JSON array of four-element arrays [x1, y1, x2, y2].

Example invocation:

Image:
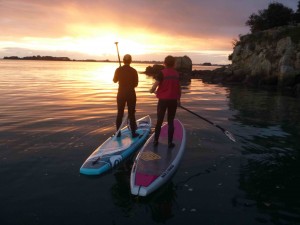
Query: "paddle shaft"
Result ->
[[180, 106, 223, 130], [179, 105, 236, 142], [114, 42, 121, 67]]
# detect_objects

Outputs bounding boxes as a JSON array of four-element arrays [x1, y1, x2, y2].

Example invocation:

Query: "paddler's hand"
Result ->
[[177, 99, 181, 107], [149, 87, 156, 94]]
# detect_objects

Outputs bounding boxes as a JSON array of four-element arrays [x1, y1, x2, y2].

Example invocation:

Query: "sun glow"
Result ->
[[0, 0, 243, 64], [63, 23, 152, 56], [1, 18, 232, 64], [1, 30, 231, 64]]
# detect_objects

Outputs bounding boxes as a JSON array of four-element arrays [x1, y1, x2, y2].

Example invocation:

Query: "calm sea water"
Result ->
[[0, 60, 299, 225]]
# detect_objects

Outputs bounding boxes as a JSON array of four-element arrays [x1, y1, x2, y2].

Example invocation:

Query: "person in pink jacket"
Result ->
[[150, 55, 181, 148]]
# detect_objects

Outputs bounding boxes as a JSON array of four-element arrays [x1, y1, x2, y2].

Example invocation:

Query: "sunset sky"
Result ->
[[0, 0, 298, 64]]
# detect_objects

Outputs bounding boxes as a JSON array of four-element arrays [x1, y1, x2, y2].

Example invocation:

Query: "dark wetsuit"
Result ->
[[113, 65, 138, 134]]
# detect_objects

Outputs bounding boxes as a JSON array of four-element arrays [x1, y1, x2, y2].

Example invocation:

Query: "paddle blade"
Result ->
[[224, 130, 236, 142]]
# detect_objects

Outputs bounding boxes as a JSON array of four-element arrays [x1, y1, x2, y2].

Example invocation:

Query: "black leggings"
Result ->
[[116, 95, 137, 134], [154, 99, 177, 143]]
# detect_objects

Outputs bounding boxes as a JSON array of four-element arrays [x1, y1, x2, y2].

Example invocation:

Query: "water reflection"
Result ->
[[110, 161, 177, 223], [139, 182, 176, 223], [110, 165, 134, 218], [228, 85, 300, 224], [1, 60, 300, 224]]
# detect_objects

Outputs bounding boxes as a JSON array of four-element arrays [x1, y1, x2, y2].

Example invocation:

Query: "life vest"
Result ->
[[156, 68, 180, 99]]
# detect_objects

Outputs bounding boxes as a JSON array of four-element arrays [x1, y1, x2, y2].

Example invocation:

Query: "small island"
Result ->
[[2, 55, 164, 64], [3, 55, 71, 61]]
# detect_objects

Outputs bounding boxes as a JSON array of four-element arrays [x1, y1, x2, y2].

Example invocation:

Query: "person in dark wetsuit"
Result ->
[[150, 55, 181, 148], [113, 54, 139, 138]]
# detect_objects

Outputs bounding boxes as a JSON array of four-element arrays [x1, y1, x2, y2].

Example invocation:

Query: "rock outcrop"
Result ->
[[228, 24, 300, 89], [145, 55, 192, 80], [145, 64, 164, 75], [174, 55, 192, 73], [192, 24, 300, 95]]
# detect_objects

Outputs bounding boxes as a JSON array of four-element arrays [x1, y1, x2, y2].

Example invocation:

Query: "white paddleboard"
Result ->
[[80, 115, 151, 175]]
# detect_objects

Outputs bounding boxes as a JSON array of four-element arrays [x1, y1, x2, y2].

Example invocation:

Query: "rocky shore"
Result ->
[[192, 65, 299, 96], [145, 24, 300, 96], [146, 64, 300, 96]]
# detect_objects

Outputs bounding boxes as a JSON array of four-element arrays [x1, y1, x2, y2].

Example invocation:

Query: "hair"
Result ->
[[123, 54, 132, 64], [164, 55, 175, 68]]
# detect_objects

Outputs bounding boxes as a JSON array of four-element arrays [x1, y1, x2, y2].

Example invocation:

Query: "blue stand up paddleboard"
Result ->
[[80, 115, 151, 175], [130, 119, 186, 196]]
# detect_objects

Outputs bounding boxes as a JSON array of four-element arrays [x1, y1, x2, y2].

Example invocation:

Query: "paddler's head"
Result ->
[[123, 54, 132, 65], [164, 55, 175, 68]]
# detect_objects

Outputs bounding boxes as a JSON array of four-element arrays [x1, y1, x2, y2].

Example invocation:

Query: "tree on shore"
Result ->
[[246, 2, 294, 33], [293, 1, 300, 23]]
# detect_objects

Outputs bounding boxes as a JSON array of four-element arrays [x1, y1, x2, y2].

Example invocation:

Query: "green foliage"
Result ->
[[246, 2, 294, 33], [285, 26, 300, 43], [293, 1, 300, 22], [231, 38, 240, 47]]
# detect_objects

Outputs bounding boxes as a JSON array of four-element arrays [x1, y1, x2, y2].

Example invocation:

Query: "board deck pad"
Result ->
[[131, 119, 186, 196], [80, 115, 151, 175]]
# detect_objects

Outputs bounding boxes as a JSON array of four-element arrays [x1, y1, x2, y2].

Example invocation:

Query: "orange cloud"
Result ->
[[0, 0, 297, 64]]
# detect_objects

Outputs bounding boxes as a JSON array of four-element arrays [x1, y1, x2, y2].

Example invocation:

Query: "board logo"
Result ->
[[140, 151, 161, 161], [161, 165, 175, 178], [110, 155, 122, 166]]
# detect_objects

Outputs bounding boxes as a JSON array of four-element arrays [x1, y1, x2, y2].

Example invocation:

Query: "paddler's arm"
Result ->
[[113, 68, 119, 83], [149, 80, 159, 93], [149, 71, 163, 94], [134, 70, 138, 87]]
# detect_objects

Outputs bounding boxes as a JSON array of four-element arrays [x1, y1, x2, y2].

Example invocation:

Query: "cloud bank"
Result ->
[[0, 0, 298, 63]]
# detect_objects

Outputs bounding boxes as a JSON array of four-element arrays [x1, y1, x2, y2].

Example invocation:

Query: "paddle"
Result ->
[[111, 40, 125, 143], [92, 42, 130, 165], [114, 42, 121, 67], [179, 105, 236, 142]]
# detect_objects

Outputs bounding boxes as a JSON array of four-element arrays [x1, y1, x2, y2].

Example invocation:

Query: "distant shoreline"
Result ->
[[1, 56, 224, 66], [2, 56, 163, 64]]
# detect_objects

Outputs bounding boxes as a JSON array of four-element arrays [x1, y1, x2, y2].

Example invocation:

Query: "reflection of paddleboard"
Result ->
[[130, 119, 186, 196], [80, 115, 151, 175]]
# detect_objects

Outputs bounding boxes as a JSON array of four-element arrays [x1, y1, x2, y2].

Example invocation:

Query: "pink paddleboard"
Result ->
[[130, 119, 186, 196]]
